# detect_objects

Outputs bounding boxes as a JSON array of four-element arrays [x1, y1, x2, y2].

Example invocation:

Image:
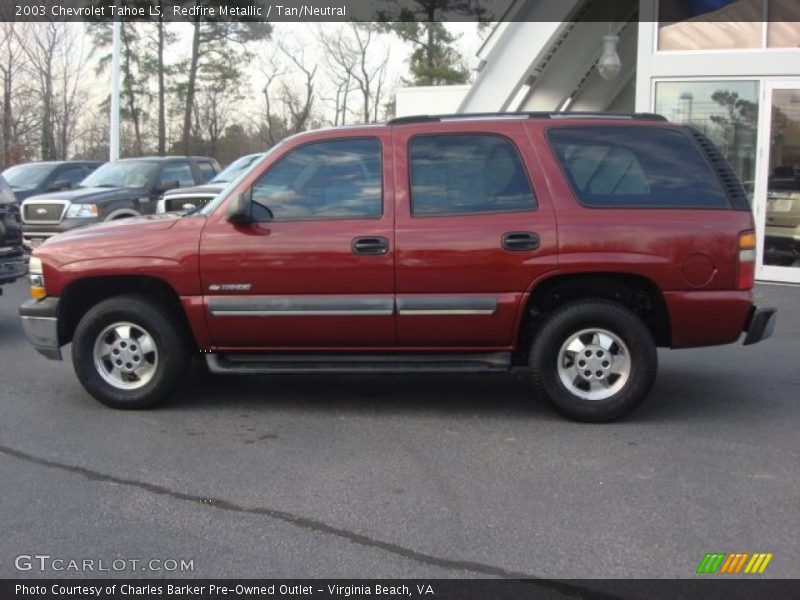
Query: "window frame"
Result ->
[[407, 132, 538, 219], [545, 125, 734, 210], [247, 136, 385, 223]]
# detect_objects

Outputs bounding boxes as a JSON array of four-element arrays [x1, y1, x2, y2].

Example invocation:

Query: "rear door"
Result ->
[[200, 130, 395, 349], [392, 121, 558, 348]]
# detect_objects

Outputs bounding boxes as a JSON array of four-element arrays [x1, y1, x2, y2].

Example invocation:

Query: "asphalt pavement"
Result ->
[[1, 278, 798, 585]]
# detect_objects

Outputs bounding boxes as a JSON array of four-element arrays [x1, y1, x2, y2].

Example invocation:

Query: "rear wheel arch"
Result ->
[[516, 272, 671, 360]]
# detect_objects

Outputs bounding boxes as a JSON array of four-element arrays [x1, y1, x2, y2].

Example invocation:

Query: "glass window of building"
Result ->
[[654, 81, 759, 201]]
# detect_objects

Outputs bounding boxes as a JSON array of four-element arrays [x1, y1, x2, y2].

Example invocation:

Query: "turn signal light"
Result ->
[[737, 230, 756, 290]]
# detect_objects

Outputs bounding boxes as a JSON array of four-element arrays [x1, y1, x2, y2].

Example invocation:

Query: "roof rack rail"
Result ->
[[387, 112, 667, 125]]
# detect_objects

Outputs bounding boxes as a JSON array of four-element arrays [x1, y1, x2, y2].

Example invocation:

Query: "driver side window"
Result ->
[[250, 138, 382, 221]]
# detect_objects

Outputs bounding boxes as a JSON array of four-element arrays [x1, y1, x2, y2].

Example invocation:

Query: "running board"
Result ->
[[206, 352, 511, 374]]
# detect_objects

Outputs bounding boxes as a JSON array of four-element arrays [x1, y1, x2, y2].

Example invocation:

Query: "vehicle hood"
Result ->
[[41, 212, 182, 247], [23, 186, 147, 205], [163, 184, 225, 197]]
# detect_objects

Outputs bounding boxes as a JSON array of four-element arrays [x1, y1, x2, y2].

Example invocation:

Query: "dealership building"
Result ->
[[396, 0, 800, 283]]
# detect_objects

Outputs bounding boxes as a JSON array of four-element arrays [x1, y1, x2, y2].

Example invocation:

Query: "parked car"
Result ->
[[156, 153, 265, 213], [763, 169, 800, 266], [20, 156, 220, 249], [0, 176, 26, 294], [2, 161, 103, 203], [19, 113, 776, 421]]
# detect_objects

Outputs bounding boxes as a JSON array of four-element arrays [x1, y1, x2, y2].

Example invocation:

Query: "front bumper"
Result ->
[[743, 306, 777, 346], [19, 296, 62, 360]]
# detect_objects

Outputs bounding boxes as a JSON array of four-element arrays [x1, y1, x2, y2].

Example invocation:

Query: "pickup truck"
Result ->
[[19, 113, 777, 421], [20, 156, 219, 249], [0, 176, 26, 294]]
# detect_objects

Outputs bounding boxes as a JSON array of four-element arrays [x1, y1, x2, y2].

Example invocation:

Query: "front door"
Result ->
[[200, 133, 395, 349], [392, 123, 558, 348], [755, 81, 800, 283]]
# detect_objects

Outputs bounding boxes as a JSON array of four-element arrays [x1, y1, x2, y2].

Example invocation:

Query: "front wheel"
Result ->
[[72, 295, 191, 409], [529, 300, 657, 422]]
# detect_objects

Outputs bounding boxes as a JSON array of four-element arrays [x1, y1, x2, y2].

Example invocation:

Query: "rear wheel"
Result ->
[[529, 300, 657, 422], [72, 295, 191, 409]]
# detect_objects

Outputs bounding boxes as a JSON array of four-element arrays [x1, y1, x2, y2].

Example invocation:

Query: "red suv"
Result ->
[[19, 113, 776, 421]]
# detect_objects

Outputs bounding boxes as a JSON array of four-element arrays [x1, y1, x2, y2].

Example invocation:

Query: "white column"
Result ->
[[109, 16, 121, 161]]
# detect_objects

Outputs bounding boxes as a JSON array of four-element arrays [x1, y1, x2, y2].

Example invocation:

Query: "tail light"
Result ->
[[737, 230, 756, 290]]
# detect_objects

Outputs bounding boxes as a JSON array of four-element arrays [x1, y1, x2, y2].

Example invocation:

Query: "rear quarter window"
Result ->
[[547, 126, 729, 208]]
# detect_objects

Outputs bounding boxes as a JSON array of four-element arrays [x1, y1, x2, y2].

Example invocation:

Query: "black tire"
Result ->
[[529, 300, 657, 422], [72, 295, 191, 409]]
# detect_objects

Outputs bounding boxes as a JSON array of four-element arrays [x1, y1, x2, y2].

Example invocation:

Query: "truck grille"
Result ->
[[23, 201, 67, 223]]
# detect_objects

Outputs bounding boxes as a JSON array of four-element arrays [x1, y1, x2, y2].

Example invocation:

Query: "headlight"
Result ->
[[28, 256, 47, 300], [65, 203, 98, 218]]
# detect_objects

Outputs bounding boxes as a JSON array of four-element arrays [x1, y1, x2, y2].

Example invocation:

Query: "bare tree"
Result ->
[[0, 23, 34, 165], [259, 41, 316, 146], [259, 53, 287, 146], [321, 24, 390, 124], [278, 42, 316, 134], [18, 23, 88, 160]]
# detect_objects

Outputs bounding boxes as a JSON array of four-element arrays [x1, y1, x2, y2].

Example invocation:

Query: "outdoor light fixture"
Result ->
[[597, 34, 621, 81]]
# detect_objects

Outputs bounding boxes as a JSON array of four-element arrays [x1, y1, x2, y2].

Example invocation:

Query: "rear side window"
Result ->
[[547, 127, 729, 208], [409, 134, 536, 216], [58, 167, 86, 185], [160, 162, 195, 188]]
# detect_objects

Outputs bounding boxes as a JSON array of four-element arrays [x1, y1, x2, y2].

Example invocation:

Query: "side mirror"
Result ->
[[48, 179, 72, 191], [227, 192, 253, 225]]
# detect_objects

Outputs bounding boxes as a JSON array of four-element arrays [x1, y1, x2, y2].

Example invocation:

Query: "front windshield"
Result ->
[[2, 163, 53, 189], [199, 146, 279, 217], [210, 153, 265, 184], [80, 161, 158, 189]]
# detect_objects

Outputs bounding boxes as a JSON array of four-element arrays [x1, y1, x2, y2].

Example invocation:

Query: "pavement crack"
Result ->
[[0, 443, 623, 598]]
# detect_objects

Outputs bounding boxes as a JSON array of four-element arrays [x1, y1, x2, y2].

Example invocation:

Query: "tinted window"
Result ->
[[409, 134, 535, 216], [250, 138, 381, 221], [197, 161, 217, 183], [159, 162, 195, 188], [548, 127, 729, 208], [58, 167, 86, 184], [81, 161, 158, 188], [2, 163, 54, 189]]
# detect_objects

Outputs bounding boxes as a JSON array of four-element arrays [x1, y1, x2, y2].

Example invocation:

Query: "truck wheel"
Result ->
[[529, 300, 657, 422], [72, 295, 190, 409]]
